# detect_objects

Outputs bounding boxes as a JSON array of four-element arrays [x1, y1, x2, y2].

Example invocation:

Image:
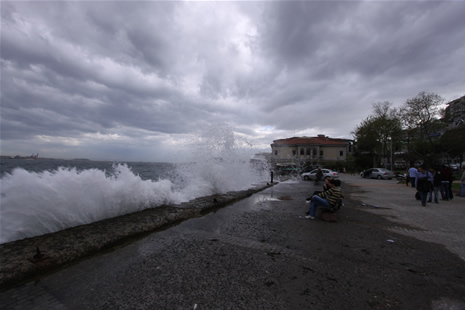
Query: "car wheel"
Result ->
[[303, 176, 310, 181], [377, 175, 382, 179]]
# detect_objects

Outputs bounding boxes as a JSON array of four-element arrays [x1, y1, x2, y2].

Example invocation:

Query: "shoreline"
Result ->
[[0, 183, 274, 290]]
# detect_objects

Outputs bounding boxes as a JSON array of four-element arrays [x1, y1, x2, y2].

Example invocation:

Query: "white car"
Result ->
[[360, 168, 394, 180], [301, 169, 339, 181]]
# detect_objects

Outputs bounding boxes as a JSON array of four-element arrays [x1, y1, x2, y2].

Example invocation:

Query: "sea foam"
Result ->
[[0, 125, 269, 244]]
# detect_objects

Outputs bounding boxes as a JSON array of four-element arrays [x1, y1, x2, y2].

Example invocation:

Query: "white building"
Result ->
[[270, 135, 353, 168]]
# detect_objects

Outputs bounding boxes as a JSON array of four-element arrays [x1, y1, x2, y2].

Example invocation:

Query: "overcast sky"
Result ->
[[1, 1, 464, 162]]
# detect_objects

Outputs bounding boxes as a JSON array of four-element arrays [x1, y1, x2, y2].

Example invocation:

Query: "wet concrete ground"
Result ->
[[346, 174, 465, 261], [1, 175, 465, 309]]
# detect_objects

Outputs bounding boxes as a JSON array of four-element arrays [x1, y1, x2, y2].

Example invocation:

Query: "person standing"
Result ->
[[314, 167, 323, 185], [428, 167, 440, 203], [461, 167, 465, 197], [440, 165, 452, 201], [408, 166, 418, 188], [448, 169, 454, 200], [416, 166, 431, 207]]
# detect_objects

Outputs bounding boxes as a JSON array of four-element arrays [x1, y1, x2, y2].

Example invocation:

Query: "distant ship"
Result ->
[[12, 153, 39, 160]]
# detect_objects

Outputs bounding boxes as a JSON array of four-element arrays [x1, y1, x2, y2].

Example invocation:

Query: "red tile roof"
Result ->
[[271, 136, 350, 146]]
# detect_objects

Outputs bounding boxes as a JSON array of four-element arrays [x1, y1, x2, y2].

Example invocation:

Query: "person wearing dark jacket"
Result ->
[[314, 167, 323, 185], [448, 170, 454, 200], [416, 166, 432, 207], [440, 165, 452, 200]]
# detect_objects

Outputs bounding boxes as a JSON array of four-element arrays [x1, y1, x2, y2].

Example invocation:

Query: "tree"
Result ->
[[353, 102, 402, 169], [440, 125, 465, 167], [399, 91, 445, 166]]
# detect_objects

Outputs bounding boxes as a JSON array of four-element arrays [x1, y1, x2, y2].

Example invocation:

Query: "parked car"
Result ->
[[302, 169, 339, 181], [300, 165, 319, 174], [360, 168, 394, 180]]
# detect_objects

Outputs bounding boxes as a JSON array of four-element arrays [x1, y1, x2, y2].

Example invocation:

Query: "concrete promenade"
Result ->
[[342, 174, 465, 262], [1, 174, 464, 309]]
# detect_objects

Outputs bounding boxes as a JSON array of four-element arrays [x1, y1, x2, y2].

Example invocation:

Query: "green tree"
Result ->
[[399, 91, 445, 166], [440, 125, 465, 167], [353, 102, 402, 169]]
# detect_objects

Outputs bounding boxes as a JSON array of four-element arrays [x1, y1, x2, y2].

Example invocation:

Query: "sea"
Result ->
[[0, 155, 270, 245]]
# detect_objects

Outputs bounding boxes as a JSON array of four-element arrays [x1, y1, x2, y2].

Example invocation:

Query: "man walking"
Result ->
[[408, 166, 418, 188]]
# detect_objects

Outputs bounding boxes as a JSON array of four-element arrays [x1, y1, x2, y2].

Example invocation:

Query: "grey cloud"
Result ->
[[257, 1, 465, 82], [258, 1, 350, 68], [1, 1, 464, 162]]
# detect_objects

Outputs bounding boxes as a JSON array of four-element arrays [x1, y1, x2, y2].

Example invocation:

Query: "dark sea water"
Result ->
[[0, 158, 174, 180]]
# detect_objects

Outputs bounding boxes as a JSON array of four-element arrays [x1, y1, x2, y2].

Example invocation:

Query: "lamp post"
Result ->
[[390, 137, 393, 171]]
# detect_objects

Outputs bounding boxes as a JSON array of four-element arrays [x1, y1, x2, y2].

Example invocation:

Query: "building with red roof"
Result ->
[[270, 135, 353, 169]]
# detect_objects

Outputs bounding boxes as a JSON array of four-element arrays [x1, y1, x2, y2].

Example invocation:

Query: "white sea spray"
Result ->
[[0, 124, 270, 244]]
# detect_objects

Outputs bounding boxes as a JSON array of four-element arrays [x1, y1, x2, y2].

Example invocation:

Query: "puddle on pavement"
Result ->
[[249, 193, 293, 210]]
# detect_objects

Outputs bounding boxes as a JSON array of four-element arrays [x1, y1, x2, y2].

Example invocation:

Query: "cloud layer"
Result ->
[[1, 1, 464, 161]]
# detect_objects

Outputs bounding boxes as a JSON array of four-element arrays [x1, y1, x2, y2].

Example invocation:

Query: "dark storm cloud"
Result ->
[[258, 1, 463, 81], [1, 1, 464, 161], [258, 1, 346, 67]]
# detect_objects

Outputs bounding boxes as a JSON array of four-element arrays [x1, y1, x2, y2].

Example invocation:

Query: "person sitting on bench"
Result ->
[[305, 179, 342, 220], [306, 177, 333, 203]]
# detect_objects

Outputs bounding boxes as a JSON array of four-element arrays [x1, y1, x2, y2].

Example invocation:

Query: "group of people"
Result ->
[[304, 177, 343, 219], [303, 164, 465, 219], [407, 164, 465, 207]]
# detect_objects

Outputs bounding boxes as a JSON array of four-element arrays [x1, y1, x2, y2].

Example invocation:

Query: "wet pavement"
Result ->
[[1, 175, 465, 309], [345, 174, 465, 261]]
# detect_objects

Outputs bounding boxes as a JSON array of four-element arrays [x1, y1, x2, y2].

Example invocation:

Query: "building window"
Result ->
[[292, 150, 296, 156], [320, 150, 323, 157], [300, 149, 304, 155], [274, 150, 278, 156], [313, 149, 317, 156], [340, 150, 344, 156]]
